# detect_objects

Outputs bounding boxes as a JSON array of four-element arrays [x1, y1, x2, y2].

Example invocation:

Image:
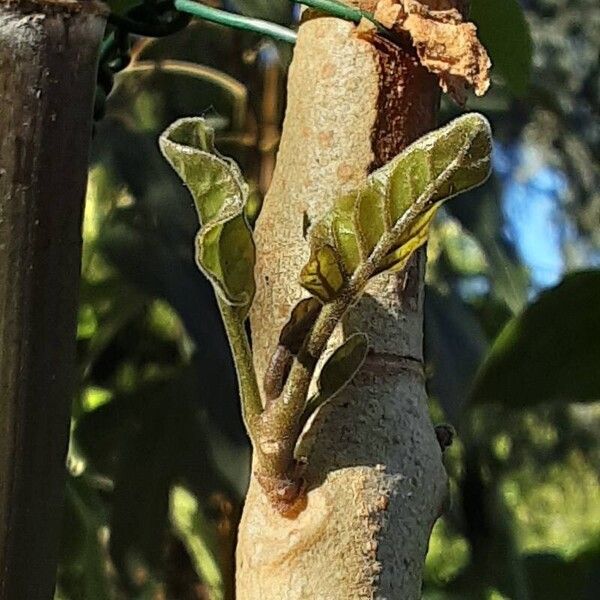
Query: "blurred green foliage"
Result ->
[[471, 0, 533, 97], [471, 271, 600, 406], [55, 1, 600, 599]]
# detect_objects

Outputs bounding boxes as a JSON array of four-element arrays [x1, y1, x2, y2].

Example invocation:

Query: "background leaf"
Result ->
[[225, 0, 294, 24], [471, 270, 600, 407], [524, 534, 600, 600], [470, 0, 533, 97], [425, 286, 488, 422]]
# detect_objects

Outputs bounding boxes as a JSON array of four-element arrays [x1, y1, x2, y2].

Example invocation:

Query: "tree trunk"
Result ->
[[0, 1, 106, 598], [237, 2, 452, 598]]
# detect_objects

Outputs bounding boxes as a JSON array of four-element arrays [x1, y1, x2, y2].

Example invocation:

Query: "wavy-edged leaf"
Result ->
[[300, 113, 492, 303], [301, 332, 369, 426], [159, 118, 255, 317]]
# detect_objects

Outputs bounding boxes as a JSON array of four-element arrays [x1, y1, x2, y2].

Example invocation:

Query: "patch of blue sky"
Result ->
[[493, 140, 571, 291]]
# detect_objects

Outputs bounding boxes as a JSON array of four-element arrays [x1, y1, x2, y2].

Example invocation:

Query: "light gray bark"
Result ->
[[237, 6, 449, 598]]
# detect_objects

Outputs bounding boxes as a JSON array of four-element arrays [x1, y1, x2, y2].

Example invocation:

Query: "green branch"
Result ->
[[257, 295, 350, 477], [159, 110, 492, 514], [218, 300, 263, 441], [159, 117, 264, 448], [258, 114, 493, 487]]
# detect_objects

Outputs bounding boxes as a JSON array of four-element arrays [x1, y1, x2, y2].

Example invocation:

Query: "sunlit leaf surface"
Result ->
[[160, 118, 255, 317], [300, 114, 492, 302]]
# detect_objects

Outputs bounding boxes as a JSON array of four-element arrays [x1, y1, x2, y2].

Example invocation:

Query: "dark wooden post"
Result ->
[[0, 1, 107, 598]]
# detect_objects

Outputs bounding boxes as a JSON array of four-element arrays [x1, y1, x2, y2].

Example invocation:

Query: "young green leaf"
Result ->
[[263, 297, 322, 402], [279, 297, 322, 354], [159, 117, 255, 317], [300, 113, 492, 303], [300, 332, 369, 428]]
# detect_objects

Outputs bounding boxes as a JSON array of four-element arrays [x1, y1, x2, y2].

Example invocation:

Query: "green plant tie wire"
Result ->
[[96, 0, 390, 121], [174, 0, 299, 44], [173, 1, 385, 45], [297, 0, 379, 28]]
